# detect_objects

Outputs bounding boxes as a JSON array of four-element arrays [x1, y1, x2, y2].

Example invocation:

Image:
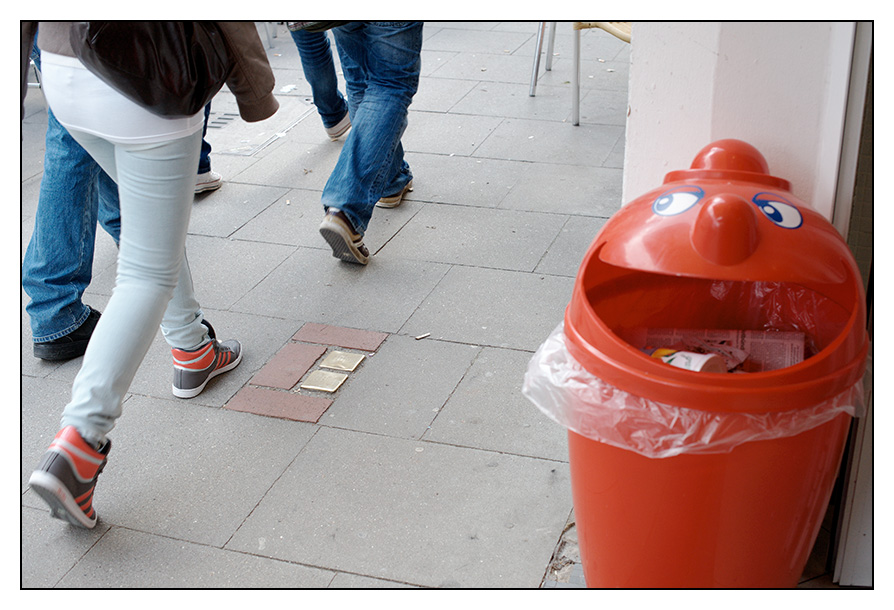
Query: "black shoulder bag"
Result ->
[[70, 21, 234, 117]]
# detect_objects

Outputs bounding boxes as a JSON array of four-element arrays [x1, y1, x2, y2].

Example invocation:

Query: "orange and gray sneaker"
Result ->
[[171, 320, 242, 399], [29, 425, 111, 529]]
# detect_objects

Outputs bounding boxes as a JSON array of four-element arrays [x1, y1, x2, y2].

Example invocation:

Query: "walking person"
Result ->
[[317, 21, 423, 265], [288, 23, 351, 141], [24, 45, 222, 362], [22, 21, 278, 529]]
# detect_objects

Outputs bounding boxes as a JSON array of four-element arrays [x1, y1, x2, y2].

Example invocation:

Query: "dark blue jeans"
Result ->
[[24, 46, 214, 342], [321, 22, 423, 235], [289, 29, 349, 128], [198, 102, 212, 174], [23, 47, 121, 342]]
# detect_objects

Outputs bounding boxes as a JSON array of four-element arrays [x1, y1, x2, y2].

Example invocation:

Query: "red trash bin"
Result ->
[[524, 139, 868, 588]]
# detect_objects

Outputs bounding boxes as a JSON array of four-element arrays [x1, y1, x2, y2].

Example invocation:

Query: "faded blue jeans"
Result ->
[[321, 22, 423, 235], [289, 28, 349, 129]]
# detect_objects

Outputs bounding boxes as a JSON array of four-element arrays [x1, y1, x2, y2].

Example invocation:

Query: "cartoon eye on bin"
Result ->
[[752, 193, 803, 229], [652, 186, 705, 216]]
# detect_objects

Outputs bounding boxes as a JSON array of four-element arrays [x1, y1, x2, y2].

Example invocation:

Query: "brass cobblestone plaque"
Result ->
[[320, 351, 365, 372], [300, 370, 348, 393]]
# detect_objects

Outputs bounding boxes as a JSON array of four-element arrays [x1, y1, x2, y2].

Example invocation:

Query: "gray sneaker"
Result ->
[[319, 209, 370, 265], [171, 321, 242, 398]]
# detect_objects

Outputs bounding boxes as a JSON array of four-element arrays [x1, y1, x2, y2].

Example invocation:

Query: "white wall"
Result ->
[[622, 22, 856, 221]]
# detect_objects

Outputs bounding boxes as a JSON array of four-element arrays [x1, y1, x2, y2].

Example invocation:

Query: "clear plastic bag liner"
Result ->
[[522, 324, 863, 459]]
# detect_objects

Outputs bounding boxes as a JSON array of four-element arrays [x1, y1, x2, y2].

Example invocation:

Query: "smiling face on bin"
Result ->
[[597, 139, 853, 285]]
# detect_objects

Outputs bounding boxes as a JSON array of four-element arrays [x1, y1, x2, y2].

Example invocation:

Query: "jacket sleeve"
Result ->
[[217, 22, 279, 122], [21, 21, 38, 121]]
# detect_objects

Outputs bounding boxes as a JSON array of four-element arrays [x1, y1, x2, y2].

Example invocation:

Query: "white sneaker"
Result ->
[[325, 114, 352, 141], [195, 170, 223, 194]]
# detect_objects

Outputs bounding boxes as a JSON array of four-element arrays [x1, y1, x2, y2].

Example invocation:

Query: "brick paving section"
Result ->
[[249, 342, 327, 390], [224, 324, 389, 423], [293, 323, 388, 352], [224, 386, 332, 423]]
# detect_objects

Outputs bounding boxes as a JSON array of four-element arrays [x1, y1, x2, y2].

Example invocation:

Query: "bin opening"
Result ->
[[585, 267, 853, 365]]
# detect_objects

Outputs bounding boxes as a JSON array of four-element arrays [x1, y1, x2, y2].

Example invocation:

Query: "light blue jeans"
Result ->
[[59, 128, 208, 445], [289, 29, 349, 129], [321, 22, 423, 235]]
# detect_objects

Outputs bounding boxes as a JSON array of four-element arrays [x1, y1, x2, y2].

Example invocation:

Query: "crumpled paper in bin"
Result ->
[[522, 324, 862, 459]]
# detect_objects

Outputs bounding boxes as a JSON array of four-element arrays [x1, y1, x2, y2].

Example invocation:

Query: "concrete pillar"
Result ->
[[622, 22, 857, 222]]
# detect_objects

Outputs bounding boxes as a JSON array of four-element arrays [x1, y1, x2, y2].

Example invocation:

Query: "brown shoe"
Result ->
[[319, 209, 370, 265], [376, 180, 413, 209]]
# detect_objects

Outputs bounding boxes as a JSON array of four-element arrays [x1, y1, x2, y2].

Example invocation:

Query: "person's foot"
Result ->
[[28, 426, 111, 529], [195, 170, 223, 194], [376, 180, 413, 209], [319, 209, 370, 265], [33, 307, 101, 361], [171, 320, 242, 398], [325, 113, 352, 141]]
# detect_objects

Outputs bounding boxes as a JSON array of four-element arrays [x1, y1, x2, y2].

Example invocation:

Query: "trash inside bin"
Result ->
[[523, 139, 868, 588]]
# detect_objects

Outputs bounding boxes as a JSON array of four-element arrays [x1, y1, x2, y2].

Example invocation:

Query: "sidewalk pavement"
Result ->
[[20, 22, 832, 589]]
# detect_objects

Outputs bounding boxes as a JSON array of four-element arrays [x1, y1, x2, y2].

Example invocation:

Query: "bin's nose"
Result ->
[[690, 193, 760, 266], [595, 138, 853, 285]]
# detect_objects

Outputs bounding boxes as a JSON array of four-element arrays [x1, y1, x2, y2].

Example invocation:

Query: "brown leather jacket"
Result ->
[[21, 21, 279, 123]]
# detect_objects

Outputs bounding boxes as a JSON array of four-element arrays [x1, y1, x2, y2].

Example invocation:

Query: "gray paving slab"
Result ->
[[232, 247, 451, 332], [428, 50, 540, 85], [197, 91, 317, 157], [188, 182, 289, 238], [535, 216, 609, 278], [322, 335, 481, 439], [411, 77, 479, 113], [224, 131, 345, 190], [378, 203, 567, 272], [179, 234, 296, 311], [21, 507, 111, 588], [70, 394, 317, 547], [56, 527, 335, 588], [400, 265, 574, 351], [403, 110, 503, 157], [400, 153, 519, 208], [450, 81, 577, 123], [473, 117, 625, 166], [422, 27, 533, 55], [576, 87, 630, 127], [497, 162, 623, 217], [425, 347, 570, 461], [225, 426, 572, 588]]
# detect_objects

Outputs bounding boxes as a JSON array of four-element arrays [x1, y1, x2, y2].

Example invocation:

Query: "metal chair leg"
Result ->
[[544, 22, 556, 72], [529, 21, 547, 96], [572, 28, 581, 125]]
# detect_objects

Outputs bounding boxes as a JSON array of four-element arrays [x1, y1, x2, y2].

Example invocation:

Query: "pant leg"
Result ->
[[322, 22, 422, 235], [60, 129, 204, 445], [23, 107, 103, 341], [290, 29, 349, 128], [97, 168, 122, 243], [198, 102, 212, 174]]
